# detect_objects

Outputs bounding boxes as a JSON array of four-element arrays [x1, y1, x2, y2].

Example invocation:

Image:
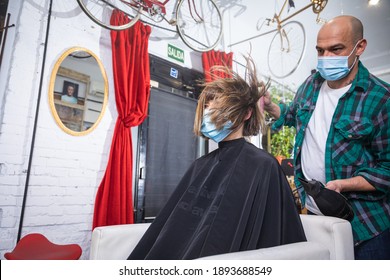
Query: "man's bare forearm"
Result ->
[[326, 176, 376, 193]]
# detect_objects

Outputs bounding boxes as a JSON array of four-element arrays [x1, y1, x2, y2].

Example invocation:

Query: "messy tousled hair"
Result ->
[[194, 56, 269, 138]]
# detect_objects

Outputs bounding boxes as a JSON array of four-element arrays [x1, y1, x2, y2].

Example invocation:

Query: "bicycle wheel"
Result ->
[[176, 0, 223, 52], [77, 0, 142, 31], [267, 21, 306, 78]]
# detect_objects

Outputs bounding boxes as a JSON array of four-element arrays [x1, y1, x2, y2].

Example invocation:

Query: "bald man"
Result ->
[[263, 15, 390, 260]]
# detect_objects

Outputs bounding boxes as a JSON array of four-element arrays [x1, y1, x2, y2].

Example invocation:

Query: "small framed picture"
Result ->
[[62, 80, 79, 99]]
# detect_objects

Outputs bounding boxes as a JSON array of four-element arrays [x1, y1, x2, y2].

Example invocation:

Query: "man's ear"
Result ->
[[356, 39, 367, 57]]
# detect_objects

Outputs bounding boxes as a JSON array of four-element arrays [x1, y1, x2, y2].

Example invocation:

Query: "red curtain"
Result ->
[[92, 10, 151, 229], [202, 50, 233, 82]]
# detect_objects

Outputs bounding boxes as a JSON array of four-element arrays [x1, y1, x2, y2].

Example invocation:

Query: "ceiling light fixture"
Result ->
[[368, 0, 381, 6]]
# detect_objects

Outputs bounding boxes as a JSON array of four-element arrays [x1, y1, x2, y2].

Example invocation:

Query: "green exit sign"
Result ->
[[168, 44, 184, 63]]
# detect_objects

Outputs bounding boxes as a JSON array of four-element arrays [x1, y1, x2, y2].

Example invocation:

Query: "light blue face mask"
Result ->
[[317, 41, 360, 81], [200, 109, 233, 143]]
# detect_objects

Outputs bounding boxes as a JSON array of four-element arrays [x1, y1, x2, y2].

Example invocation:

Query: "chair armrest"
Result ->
[[90, 223, 150, 260], [300, 214, 354, 260], [197, 241, 330, 260], [89, 215, 354, 260]]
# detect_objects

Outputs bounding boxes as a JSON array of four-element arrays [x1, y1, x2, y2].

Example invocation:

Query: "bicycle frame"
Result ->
[[78, 0, 223, 52], [274, 0, 313, 26], [138, 0, 169, 16], [273, 0, 324, 27], [128, 0, 203, 23], [228, 0, 325, 47]]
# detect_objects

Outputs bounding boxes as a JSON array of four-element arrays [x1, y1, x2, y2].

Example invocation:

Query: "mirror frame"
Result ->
[[49, 47, 108, 136]]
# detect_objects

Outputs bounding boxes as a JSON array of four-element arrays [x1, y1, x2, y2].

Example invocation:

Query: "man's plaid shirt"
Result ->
[[273, 62, 390, 245]]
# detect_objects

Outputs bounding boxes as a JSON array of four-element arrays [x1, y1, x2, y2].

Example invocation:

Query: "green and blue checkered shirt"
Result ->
[[273, 62, 390, 245]]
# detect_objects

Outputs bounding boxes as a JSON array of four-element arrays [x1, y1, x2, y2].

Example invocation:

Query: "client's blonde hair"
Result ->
[[194, 57, 269, 137]]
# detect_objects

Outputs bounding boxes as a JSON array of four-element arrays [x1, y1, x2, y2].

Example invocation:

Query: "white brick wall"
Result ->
[[0, 0, 202, 260], [0, 0, 115, 260]]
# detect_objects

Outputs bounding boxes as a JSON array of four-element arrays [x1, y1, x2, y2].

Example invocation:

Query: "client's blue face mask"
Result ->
[[200, 109, 233, 143], [317, 41, 360, 81]]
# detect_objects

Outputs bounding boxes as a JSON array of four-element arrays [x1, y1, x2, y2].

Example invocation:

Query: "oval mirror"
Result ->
[[49, 47, 108, 135]]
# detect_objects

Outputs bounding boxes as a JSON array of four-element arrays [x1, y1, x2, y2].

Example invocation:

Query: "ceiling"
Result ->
[[218, 0, 390, 88]]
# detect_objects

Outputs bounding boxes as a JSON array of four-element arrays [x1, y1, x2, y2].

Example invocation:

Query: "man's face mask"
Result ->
[[200, 109, 233, 143], [316, 40, 361, 81]]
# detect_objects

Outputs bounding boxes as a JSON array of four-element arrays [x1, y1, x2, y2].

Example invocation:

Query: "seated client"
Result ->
[[128, 58, 306, 260]]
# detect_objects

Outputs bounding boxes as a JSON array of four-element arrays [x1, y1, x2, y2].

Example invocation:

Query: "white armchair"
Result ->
[[89, 214, 354, 260]]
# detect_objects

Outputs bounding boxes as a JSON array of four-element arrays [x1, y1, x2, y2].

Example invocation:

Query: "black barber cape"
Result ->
[[128, 138, 306, 260]]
